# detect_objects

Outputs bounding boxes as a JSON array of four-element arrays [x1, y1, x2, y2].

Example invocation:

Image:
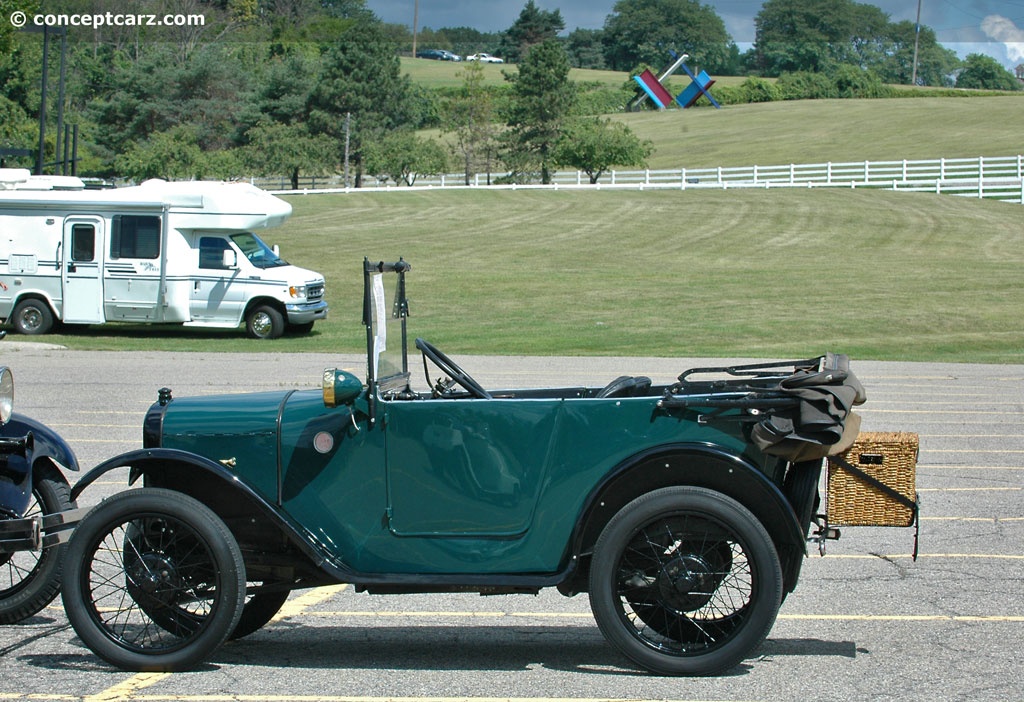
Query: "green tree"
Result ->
[[753, 0, 903, 75], [874, 20, 958, 86], [554, 118, 651, 184], [363, 130, 448, 186], [444, 60, 500, 185], [499, 0, 565, 64], [114, 125, 205, 181], [306, 17, 416, 186], [243, 121, 337, 189], [502, 39, 576, 185], [602, 0, 734, 74], [564, 29, 607, 69], [955, 54, 1021, 91]]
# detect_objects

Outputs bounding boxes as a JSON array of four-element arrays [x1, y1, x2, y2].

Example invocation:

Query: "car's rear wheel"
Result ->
[[62, 488, 245, 671], [11, 299, 54, 335], [0, 465, 73, 623], [589, 486, 783, 676]]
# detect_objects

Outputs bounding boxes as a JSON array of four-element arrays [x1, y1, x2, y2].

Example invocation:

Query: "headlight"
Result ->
[[0, 367, 13, 425], [288, 285, 306, 299]]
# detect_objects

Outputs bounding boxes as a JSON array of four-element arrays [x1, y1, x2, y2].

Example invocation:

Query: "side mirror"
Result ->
[[0, 366, 13, 425], [222, 249, 238, 269], [272, 244, 280, 257], [323, 368, 362, 408]]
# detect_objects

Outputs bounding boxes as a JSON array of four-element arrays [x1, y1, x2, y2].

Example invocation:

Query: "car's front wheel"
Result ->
[[0, 464, 74, 623], [246, 305, 285, 339], [62, 488, 246, 671], [589, 486, 783, 676]]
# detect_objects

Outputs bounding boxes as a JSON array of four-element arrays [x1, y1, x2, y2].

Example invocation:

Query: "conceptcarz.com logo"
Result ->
[[9, 10, 205, 29]]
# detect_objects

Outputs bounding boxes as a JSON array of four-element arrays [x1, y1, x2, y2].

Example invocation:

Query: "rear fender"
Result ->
[[569, 442, 806, 594]]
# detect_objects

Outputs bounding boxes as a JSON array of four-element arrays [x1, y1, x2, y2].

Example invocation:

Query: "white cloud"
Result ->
[[981, 15, 1024, 64]]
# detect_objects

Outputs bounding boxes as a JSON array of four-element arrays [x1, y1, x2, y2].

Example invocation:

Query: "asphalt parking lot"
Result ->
[[1, 344, 1022, 701]]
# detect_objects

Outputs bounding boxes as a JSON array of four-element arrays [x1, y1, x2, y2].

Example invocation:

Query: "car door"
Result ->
[[61, 217, 105, 324], [384, 398, 559, 538], [190, 235, 244, 322]]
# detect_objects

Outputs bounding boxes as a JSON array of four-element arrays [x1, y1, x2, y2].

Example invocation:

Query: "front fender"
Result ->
[[3, 412, 80, 473], [70, 448, 330, 569]]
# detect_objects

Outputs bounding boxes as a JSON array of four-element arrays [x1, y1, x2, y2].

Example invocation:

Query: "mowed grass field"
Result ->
[[44, 186, 1024, 364], [21, 79, 1024, 362]]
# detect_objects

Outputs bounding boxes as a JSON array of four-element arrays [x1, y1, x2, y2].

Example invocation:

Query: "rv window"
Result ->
[[110, 215, 160, 259], [71, 224, 95, 262], [199, 237, 230, 269]]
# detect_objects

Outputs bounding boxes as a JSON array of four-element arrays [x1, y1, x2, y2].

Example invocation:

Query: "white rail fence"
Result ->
[[259, 155, 1024, 204]]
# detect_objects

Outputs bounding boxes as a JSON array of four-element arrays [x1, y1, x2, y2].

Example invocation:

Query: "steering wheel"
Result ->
[[415, 338, 492, 399]]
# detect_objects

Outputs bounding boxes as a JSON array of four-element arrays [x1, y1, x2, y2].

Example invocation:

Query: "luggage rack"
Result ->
[[658, 356, 826, 413]]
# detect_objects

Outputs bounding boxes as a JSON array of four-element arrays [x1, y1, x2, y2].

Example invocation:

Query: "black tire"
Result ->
[[0, 464, 74, 623], [589, 486, 783, 676], [62, 488, 246, 672], [11, 299, 54, 335], [245, 305, 285, 339], [230, 589, 290, 640]]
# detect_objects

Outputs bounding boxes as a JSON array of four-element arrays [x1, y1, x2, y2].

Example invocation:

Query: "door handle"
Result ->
[[67, 263, 77, 273]]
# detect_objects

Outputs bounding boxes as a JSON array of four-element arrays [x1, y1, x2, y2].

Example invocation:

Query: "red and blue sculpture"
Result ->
[[632, 52, 720, 110]]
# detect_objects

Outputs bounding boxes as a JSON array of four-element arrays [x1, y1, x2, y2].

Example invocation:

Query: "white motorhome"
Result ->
[[0, 169, 327, 339]]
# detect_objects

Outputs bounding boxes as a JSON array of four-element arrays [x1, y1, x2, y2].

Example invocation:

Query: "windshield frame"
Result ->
[[363, 258, 411, 400]]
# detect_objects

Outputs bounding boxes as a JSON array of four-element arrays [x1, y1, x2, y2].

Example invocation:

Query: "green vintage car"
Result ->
[[61, 258, 908, 675]]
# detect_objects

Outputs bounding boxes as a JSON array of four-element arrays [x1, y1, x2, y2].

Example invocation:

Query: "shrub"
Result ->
[[777, 71, 838, 100]]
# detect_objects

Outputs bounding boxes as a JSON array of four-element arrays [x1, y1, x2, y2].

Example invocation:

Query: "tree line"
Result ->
[[0, 0, 1019, 187]]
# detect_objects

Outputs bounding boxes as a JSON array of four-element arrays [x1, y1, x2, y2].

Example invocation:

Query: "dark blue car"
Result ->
[[0, 355, 80, 623]]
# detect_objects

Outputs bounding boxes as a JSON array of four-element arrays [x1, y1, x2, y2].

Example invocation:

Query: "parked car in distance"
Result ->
[[416, 49, 460, 61], [466, 52, 503, 63], [0, 352, 81, 624]]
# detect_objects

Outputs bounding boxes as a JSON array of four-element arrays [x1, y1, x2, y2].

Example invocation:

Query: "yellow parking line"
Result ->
[[83, 672, 171, 702], [918, 487, 1021, 492], [81, 587, 346, 702], [779, 614, 1024, 622], [824, 553, 1024, 560], [270, 584, 347, 624], [5, 698, 750, 702], [922, 517, 1024, 522]]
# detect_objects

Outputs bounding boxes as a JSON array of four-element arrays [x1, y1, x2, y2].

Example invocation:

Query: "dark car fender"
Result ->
[[70, 448, 331, 569], [1, 412, 79, 519], [2, 412, 80, 475], [565, 442, 807, 595]]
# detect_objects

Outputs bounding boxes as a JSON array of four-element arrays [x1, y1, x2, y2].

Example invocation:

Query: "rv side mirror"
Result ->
[[272, 244, 280, 256], [323, 368, 362, 408], [222, 249, 238, 269]]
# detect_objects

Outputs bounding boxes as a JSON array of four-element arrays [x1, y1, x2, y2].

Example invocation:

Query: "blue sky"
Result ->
[[365, 0, 1024, 70]]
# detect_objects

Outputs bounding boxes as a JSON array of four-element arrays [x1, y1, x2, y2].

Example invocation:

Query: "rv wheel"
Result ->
[[12, 299, 55, 335], [246, 305, 285, 339]]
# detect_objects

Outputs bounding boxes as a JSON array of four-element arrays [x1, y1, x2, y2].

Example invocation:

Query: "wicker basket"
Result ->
[[827, 432, 918, 527]]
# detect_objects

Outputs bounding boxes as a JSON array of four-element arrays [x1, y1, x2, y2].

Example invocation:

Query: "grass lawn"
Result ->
[[37, 187, 1024, 364], [615, 96, 1024, 169]]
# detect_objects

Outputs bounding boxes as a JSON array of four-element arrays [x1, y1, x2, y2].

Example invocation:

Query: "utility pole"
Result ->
[[343, 112, 351, 189], [911, 0, 922, 85], [412, 0, 419, 58]]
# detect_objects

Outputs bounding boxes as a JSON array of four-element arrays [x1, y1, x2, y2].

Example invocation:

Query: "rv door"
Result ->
[[61, 217, 106, 324]]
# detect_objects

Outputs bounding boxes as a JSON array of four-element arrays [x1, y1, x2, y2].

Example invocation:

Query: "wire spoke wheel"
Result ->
[[590, 487, 783, 676], [0, 466, 73, 624], [63, 489, 245, 671]]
